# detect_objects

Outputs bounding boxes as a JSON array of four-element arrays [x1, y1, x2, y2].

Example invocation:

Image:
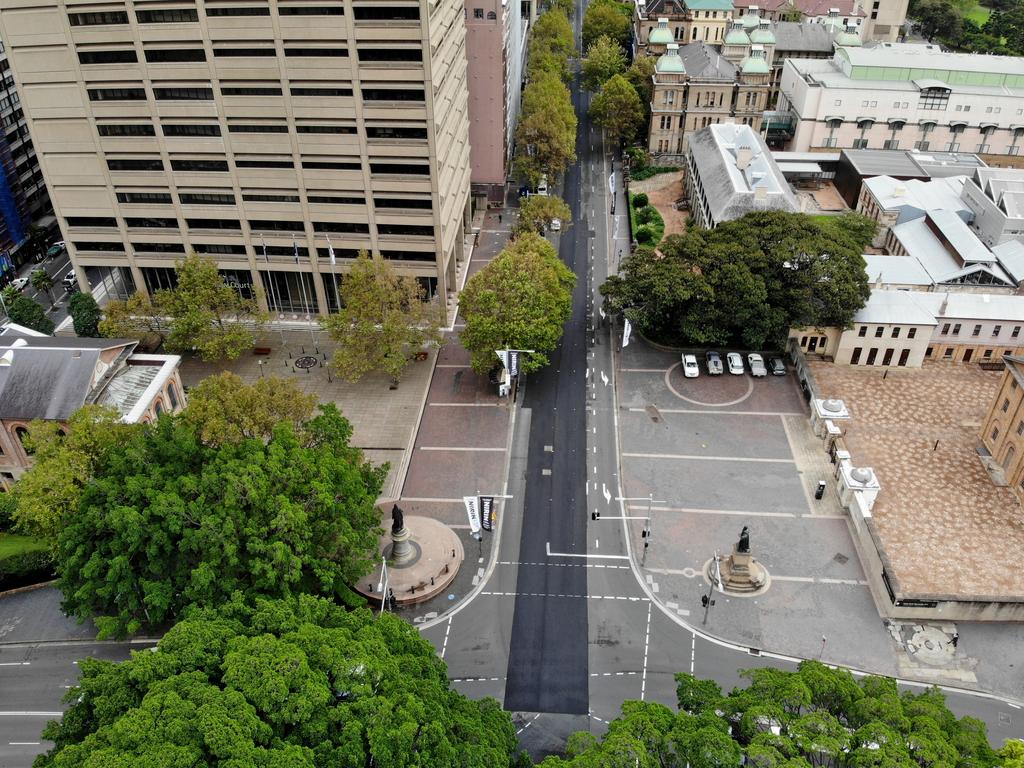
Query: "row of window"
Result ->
[[69, 6, 417, 24], [98, 121, 425, 139], [87, 85, 423, 102], [107, 157, 430, 174], [857, 325, 918, 339], [113, 190, 432, 208], [68, 216, 432, 234], [80, 47, 353, 65], [939, 322, 1021, 338]]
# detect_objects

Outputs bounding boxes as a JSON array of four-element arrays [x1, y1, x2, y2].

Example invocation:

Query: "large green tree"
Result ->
[[540, 662, 1001, 768], [515, 72, 578, 188], [514, 195, 572, 237], [910, 0, 964, 40], [30, 269, 56, 309], [601, 211, 873, 349], [625, 55, 657, 117], [527, 8, 575, 81], [57, 405, 385, 637], [582, 0, 632, 51], [590, 74, 645, 145], [68, 292, 101, 337], [182, 371, 318, 447], [12, 406, 137, 548], [321, 251, 445, 384], [36, 596, 519, 768], [98, 290, 169, 345], [581, 35, 627, 92], [7, 295, 54, 335], [159, 252, 265, 361], [460, 232, 575, 375]]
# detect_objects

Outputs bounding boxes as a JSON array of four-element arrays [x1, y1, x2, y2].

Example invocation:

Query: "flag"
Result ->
[[508, 350, 520, 378], [293, 239, 300, 264], [495, 349, 509, 371], [260, 234, 269, 262], [623, 318, 633, 348], [326, 235, 336, 266], [480, 496, 495, 532], [463, 496, 481, 535]]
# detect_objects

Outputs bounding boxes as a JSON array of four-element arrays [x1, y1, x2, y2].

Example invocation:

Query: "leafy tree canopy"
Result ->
[[321, 251, 445, 384], [625, 55, 657, 116], [582, 0, 633, 51], [528, 8, 575, 81], [541, 662, 1000, 768], [909, 0, 964, 40], [31, 269, 56, 309], [601, 211, 874, 349], [57, 404, 386, 638], [98, 290, 168, 344], [68, 292, 101, 337], [590, 74, 645, 145], [181, 371, 318, 447], [459, 232, 576, 375], [581, 35, 627, 92], [515, 195, 572, 237], [7, 295, 54, 335], [515, 72, 578, 188], [36, 596, 519, 768], [12, 406, 137, 547]]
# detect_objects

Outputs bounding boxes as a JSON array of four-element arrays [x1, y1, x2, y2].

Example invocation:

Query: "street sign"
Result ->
[[480, 496, 495, 531]]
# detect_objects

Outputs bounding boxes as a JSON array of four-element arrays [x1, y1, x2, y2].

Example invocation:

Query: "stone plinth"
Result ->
[[706, 548, 771, 596], [354, 515, 463, 606]]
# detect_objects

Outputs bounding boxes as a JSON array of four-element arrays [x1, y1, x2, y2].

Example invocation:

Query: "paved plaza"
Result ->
[[811, 360, 1024, 601]]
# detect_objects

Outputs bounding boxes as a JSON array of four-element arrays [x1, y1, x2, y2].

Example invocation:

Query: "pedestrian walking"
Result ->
[[951, 631, 959, 648], [498, 213, 502, 224]]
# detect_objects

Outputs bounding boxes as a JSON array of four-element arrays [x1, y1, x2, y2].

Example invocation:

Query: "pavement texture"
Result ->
[[0, 588, 96, 644], [810, 361, 1021, 601], [616, 339, 1024, 700]]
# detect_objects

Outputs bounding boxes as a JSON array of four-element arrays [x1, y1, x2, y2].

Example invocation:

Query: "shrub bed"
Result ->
[[0, 534, 53, 590]]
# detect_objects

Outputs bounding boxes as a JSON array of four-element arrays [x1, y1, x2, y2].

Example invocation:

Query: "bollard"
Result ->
[[431, 577, 435, 586], [301, 345, 305, 354], [452, 549, 456, 558], [445, 563, 449, 573]]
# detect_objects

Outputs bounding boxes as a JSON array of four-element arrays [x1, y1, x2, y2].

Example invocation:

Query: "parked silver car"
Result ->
[[705, 350, 723, 375], [726, 352, 744, 375], [747, 353, 767, 377]]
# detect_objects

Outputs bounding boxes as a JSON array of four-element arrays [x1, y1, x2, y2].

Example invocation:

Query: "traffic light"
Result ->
[[701, 594, 709, 607], [591, 512, 600, 521], [641, 528, 649, 538]]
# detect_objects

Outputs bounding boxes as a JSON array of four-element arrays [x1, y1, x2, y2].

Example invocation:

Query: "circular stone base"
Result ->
[[354, 516, 463, 606], [383, 539, 422, 568], [702, 556, 772, 598]]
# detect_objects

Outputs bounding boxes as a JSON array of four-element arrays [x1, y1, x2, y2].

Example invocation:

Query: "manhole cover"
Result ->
[[294, 355, 318, 369], [833, 553, 849, 565]]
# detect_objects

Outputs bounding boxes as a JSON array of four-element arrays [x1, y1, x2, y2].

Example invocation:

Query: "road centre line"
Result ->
[[440, 617, 452, 659], [623, 452, 795, 464], [0, 662, 30, 667], [497, 560, 630, 569], [620, 368, 667, 373], [428, 402, 504, 407], [627, 407, 805, 417], [419, 446, 506, 452], [481, 592, 646, 601], [546, 541, 629, 560], [630, 504, 800, 518], [516, 713, 542, 735], [641, 601, 652, 700]]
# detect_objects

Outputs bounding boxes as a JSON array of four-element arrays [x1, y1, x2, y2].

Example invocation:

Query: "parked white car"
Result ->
[[748, 353, 768, 377], [549, 218, 561, 231], [9, 277, 28, 292], [726, 352, 744, 375], [682, 354, 700, 378]]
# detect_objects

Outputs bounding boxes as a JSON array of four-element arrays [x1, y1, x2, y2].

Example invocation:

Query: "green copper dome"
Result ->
[[750, 25, 775, 43], [656, 49, 686, 74], [650, 26, 674, 44], [834, 29, 862, 46], [741, 56, 770, 74], [741, 13, 760, 29], [725, 28, 751, 44]]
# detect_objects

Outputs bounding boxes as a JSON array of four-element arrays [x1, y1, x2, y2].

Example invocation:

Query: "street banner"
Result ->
[[463, 495, 481, 535], [480, 496, 495, 531], [623, 318, 633, 348], [508, 350, 520, 377], [495, 349, 509, 371]]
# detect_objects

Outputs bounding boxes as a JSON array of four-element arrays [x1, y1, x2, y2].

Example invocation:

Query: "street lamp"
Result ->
[[377, 556, 390, 617], [702, 552, 722, 626]]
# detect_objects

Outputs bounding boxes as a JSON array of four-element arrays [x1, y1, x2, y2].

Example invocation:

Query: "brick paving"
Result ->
[[810, 360, 1024, 600]]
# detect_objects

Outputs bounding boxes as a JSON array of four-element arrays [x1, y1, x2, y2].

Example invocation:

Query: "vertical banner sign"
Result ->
[[463, 495, 481, 535], [623, 318, 633, 348], [479, 496, 495, 531], [508, 350, 520, 377], [495, 349, 509, 371]]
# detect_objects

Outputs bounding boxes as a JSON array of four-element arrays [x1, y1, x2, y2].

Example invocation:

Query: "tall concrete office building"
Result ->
[[0, 0, 471, 317]]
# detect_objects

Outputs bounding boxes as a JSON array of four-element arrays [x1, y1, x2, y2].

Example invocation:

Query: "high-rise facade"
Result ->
[[0, 0, 471, 317]]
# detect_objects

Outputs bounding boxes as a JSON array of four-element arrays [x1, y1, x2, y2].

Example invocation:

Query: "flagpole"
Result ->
[[261, 235, 285, 345], [293, 239, 317, 348], [326, 235, 340, 314]]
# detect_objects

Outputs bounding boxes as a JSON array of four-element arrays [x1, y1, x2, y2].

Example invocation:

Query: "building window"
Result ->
[[944, 347, 954, 359], [167, 383, 179, 410], [154, 87, 214, 101], [973, 324, 982, 336], [908, 328, 917, 339], [179, 191, 235, 205], [108, 158, 164, 171], [857, 325, 867, 337], [1003, 398, 1011, 412], [213, 47, 277, 57], [69, 10, 130, 25], [284, 47, 348, 57], [222, 86, 283, 96], [891, 327, 900, 338], [851, 347, 862, 364], [228, 123, 289, 133], [919, 88, 949, 110], [206, 6, 270, 15], [116, 191, 172, 204], [473, 8, 484, 17], [125, 217, 176, 229], [994, 325, 1002, 337], [952, 323, 961, 335], [874, 326, 883, 338], [163, 123, 221, 137], [352, 6, 419, 20], [98, 124, 156, 137], [852, 139, 869, 149], [279, 5, 345, 13], [144, 48, 207, 63], [78, 49, 138, 65], [170, 159, 229, 172], [88, 87, 147, 101], [992, 426, 1001, 441], [1015, 326, 1022, 338], [136, 8, 199, 23], [984, 349, 994, 358]]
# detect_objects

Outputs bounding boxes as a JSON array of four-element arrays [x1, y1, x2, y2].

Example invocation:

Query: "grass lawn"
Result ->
[[964, 4, 991, 25], [0, 532, 48, 559]]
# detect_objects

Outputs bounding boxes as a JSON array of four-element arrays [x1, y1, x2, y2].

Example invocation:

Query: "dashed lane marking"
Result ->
[[496, 560, 630, 569], [517, 713, 542, 735], [590, 671, 639, 677], [641, 602, 652, 700], [428, 402, 504, 407], [440, 617, 452, 659], [481, 592, 647, 601], [453, 676, 506, 683]]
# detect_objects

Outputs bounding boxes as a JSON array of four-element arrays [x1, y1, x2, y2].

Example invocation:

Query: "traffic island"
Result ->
[[703, 526, 771, 597], [355, 514, 463, 607]]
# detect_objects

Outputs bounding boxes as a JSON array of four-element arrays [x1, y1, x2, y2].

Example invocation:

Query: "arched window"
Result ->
[[154, 401, 164, 417], [167, 382, 179, 410], [487, 10, 496, 18], [14, 427, 32, 455]]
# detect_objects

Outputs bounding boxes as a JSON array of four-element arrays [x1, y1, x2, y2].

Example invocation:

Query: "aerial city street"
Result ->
[[0, 0, 1023, 764]]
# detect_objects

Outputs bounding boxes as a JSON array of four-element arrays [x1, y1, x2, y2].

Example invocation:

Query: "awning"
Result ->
[[948, 119, 969, 128], [913, 78, 950, 91], [887, 117, 906, 126], [824, 115, 844, 123], [856, 117, 875, 127], [980, 122, 999, 131]]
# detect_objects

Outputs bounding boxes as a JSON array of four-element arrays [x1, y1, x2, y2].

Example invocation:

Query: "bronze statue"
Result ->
[[391, 504, 404, 535], [737, 526, 750, 553]]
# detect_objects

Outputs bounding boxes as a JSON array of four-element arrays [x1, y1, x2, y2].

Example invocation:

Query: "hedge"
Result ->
[[0, 534, 52, 587], [631, 165, 680, 181]]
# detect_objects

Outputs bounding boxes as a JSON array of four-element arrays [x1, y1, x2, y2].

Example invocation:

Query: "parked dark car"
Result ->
[[768, 357, 786, 376]]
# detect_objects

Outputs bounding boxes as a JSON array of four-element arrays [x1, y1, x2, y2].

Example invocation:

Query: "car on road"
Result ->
[[62, 269, 78, 292], [682, 353, 700, 378], [748, 353, 767, 377], [550, 218, 561, 232], [9, 277, 29, 292], [46, 241, 66, 260], [705, 350, 723, 375], [768, 357, 786, 376], [726, 352, 744, 375]]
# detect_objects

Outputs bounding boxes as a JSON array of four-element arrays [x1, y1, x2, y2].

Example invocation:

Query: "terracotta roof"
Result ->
[[734, 0, 866, 16]]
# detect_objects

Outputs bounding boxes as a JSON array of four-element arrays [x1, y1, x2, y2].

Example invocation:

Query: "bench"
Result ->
[[253, 347, 272, 356]]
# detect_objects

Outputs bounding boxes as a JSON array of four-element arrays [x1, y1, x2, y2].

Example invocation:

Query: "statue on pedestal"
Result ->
[[737, 526, 750, 553], [391, 504, 405, 534]]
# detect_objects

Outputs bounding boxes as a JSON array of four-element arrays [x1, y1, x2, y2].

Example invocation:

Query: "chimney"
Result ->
[[736, 145, 753, 169]]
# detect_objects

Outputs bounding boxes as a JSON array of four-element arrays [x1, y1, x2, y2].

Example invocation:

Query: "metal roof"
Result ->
[[863, 254, 933, 286], [853, 290, 938, 325]]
